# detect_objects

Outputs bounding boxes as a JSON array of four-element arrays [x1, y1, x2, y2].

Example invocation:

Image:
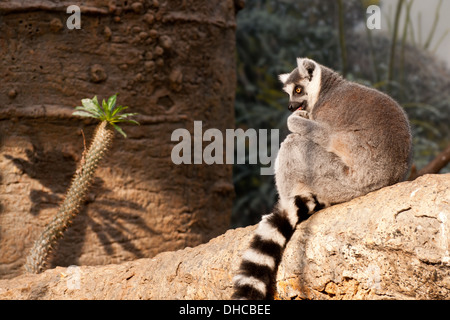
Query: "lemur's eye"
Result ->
[[294, 86, 302, 94]]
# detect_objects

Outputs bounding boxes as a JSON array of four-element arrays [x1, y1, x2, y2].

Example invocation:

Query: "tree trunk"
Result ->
[[0, 0, 237, 279], [0, 174, 448, 300]]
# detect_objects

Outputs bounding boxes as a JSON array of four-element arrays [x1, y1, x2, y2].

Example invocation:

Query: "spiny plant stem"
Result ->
[[25, 121, 114, 273], [25, 94, 137, 273]]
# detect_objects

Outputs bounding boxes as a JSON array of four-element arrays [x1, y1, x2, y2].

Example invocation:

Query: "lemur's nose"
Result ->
[[288, 101, 301, 112]]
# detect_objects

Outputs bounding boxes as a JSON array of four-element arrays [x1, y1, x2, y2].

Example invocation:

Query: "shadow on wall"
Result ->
[[4, 138, 159, 268]]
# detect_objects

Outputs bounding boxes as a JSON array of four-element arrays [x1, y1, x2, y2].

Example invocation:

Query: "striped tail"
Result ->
[[232, 195, 323, 300]]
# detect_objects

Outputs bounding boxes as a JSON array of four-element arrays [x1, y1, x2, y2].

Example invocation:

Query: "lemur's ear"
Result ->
[[297, 58, 316, 80], [304, 60, 315, 79], [278, 73, 290, 84]]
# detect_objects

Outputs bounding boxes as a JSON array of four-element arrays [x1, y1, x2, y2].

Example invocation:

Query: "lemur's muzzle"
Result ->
[[288, 101, 307, 112]]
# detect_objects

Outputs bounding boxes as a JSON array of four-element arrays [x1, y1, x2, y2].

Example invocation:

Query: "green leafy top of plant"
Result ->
[[73, 94, 139, 137]]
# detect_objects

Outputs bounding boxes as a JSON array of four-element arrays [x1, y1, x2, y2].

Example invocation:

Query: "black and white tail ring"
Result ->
[[232, 195, 323, 300]]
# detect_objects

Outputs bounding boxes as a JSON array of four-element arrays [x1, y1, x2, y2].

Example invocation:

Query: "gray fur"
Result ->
[[232, 58, 412, 300], [277, 58, 412, 210]]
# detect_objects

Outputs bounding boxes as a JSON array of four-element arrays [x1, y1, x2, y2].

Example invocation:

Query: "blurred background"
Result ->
[[231, 0, 450, 227]]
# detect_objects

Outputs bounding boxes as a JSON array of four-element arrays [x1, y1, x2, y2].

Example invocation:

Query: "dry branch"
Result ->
[[0, 174, 448, 300], [409, 145, 450, 180]]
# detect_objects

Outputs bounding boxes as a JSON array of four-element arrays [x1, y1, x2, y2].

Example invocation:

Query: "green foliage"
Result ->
[[74, 94, 139, 137]]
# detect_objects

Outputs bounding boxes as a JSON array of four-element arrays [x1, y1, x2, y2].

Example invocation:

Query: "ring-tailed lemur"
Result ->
[[232, 58, 412, 300]]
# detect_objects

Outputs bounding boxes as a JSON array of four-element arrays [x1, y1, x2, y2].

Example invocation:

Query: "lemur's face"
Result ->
[[279, 58, 321, 113]]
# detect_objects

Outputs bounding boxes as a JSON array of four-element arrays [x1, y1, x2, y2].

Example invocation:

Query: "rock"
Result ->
[[0, 174, 448, 299], [276, 173, 450, 300]]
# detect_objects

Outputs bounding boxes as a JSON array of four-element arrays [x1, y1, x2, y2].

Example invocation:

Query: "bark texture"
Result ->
[[0, 0, 237, 279], [0, 174, 448, 300]]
